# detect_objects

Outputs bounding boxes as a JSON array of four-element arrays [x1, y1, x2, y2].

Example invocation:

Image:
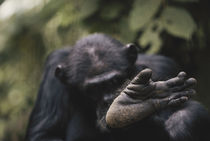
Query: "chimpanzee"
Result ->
[[25, 33, 210, 141]]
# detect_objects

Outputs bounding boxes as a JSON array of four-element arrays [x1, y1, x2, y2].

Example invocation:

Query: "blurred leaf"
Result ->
[[0, 0, 4, 5], [119, 18, 137, 43], [0, 119, 5, 139], [129, 0, 162, 31], [29, 0, 67, 26], [196, 25, 206, 48], [100, 2, 124, 20], [138, 22, 162, 54], [161, 6, 196, 39], [77, 0, 99, 19], [55, 0, 99, 27], [172, 0, 199, 2], [0, 82, 11, 98]]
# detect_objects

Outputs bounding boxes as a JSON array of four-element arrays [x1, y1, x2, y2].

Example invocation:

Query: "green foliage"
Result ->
[[118, 18, 137, 43], [100, 2, 124, 20], [130, 1, 197, 53], [77, 0, 99, 19], [173, 0, 199, 2], [129, 0, 162, 31], [160, 6, 196, 39], [65, 0, 99, 21], [138, 21, 163, 53], [0, 0, 4, 5]]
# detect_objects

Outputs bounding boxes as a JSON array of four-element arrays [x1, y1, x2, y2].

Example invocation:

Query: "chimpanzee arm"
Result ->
[[106, 69, 196, 128], [163, 100, 210, 141], [25, 48, 72, 141]]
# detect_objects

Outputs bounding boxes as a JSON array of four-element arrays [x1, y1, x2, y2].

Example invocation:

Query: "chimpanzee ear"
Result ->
[[55, 64, 65, 80], [124, 43, 138, 64]]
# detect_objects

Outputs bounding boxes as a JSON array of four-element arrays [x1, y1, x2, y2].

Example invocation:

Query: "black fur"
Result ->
[[25, 33, 210, 141]]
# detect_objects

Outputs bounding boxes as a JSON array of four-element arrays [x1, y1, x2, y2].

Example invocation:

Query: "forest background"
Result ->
[[0, 0, 209, 140]]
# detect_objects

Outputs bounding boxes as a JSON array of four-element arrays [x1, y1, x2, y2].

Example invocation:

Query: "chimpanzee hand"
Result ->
[[106, 69, 197, 128], [124, 68, 196, 107]]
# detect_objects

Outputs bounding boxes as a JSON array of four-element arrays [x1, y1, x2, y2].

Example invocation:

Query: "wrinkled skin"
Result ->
[[106, 69, 197, 128]]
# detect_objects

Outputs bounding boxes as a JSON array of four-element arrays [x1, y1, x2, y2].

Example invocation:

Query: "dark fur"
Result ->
[[25, 33, 210, 141]]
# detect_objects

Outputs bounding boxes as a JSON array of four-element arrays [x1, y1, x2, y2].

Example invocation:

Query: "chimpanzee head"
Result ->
[[55, 33, 137, 99]]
